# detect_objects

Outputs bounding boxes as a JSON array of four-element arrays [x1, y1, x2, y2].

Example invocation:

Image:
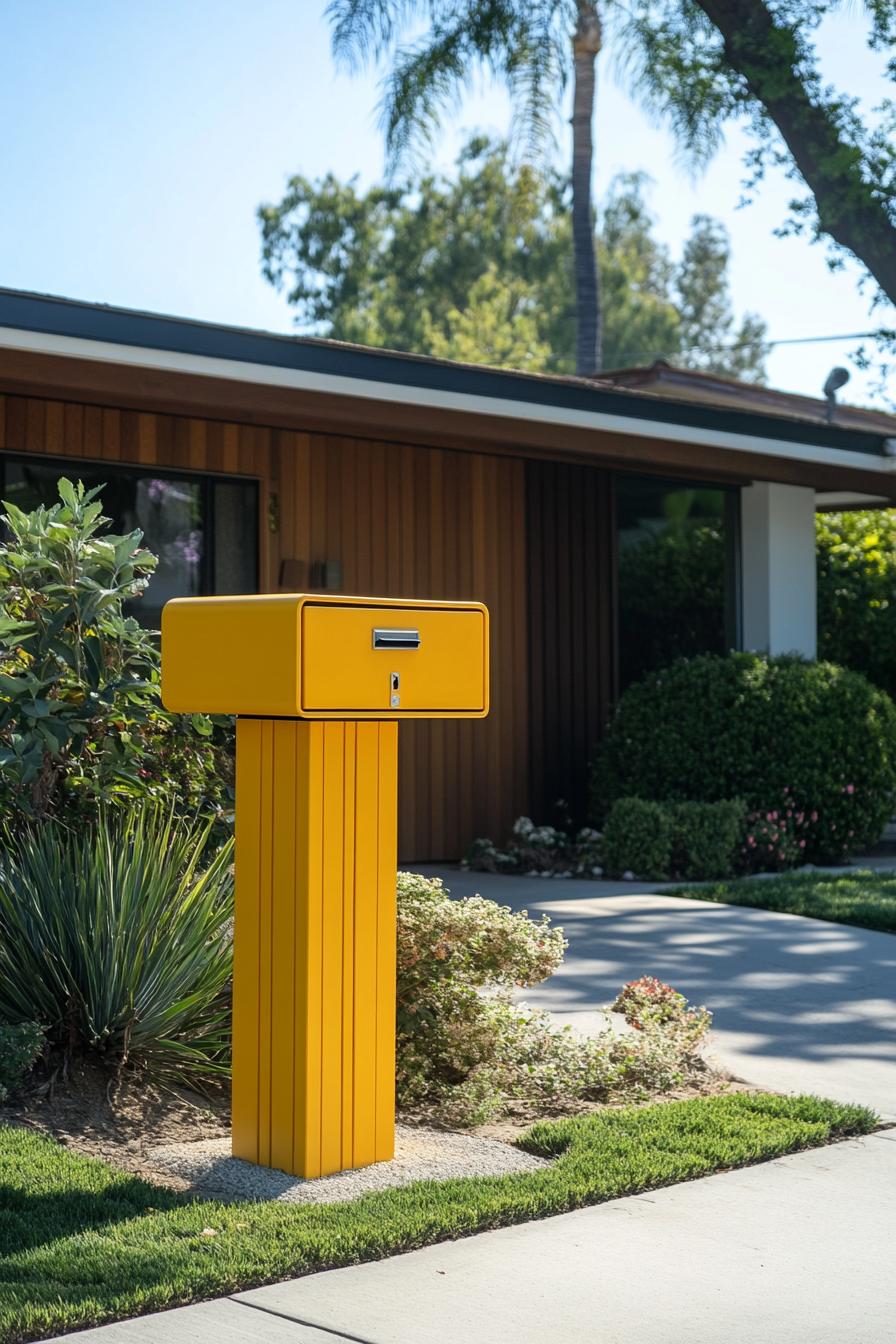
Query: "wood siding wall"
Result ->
[[526, 459, 616, 826], [0, 393, 530, 860]]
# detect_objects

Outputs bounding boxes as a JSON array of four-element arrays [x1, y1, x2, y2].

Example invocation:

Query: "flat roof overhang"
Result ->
[[0, 289, 894, 497]]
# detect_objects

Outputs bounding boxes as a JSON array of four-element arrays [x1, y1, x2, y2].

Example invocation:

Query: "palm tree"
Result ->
[[327, 1, 605, 376]]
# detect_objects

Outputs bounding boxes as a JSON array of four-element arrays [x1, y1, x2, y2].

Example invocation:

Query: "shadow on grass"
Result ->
[[0, 1160, 185, 1256]]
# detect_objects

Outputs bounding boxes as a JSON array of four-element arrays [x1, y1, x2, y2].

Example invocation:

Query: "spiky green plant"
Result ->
[[0, 808, 233, 1083]]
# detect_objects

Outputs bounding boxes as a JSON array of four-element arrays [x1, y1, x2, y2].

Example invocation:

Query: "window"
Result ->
[[0, 455, 259, 625], [615, 473, 740, 690]]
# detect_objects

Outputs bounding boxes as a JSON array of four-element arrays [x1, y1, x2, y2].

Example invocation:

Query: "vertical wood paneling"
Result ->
[[274, 434, 529, 861], [0, 391, 531, 860], [526, 460, 615, 826]]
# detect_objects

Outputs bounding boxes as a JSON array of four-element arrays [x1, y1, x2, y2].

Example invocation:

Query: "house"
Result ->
[[2, 287, 895, 860]]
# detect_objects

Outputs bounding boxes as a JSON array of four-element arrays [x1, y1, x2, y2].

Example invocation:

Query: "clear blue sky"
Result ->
[[1, 1, 892, 404]]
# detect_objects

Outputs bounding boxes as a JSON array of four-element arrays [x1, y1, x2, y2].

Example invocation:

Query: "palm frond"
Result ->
[[327, 0, 432, 70], [610, 1, 735, 167], [374, 0, 574, 170]]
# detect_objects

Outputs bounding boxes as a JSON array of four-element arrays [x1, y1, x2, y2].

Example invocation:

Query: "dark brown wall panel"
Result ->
[[275, 433, 530, 861], [526, 459, 615, 827]]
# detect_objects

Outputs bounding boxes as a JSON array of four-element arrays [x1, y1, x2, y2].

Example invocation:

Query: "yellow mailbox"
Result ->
[[162, 594, 489, 1178]]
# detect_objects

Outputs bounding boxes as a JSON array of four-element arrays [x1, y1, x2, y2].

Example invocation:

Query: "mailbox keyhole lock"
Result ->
[[390, 672, 401, 709]]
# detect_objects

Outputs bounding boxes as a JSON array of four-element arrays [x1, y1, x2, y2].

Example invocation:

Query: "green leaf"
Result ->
[[56, 477, 79, 509], [190, 714, 214, 738]]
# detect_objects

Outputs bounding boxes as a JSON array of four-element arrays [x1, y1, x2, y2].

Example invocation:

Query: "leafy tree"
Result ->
[[0, 479, 231, 821], [260, 139, 768, 378], [817, 509, 896, 701], [326, 0, 605, 374], [619, 0, 896, 327]]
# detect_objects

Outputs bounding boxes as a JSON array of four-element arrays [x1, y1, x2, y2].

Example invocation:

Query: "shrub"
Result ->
[[600, 799, 673, 879], [612, 976, 710, 1046], [738, 793, 811, 873], [0, 478, 232, 823], [593, 653, 896, 864], [0, 1021, 43, 1102], [817, 509, 896, 700], [465, 812, 603, 877], [395, 872, 711, 1124], [671, 800, 747, 880], [0, 808, 234, 1082]]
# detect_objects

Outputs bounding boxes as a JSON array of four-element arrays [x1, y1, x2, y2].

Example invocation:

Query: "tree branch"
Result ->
[[694, 0, 896, 306]]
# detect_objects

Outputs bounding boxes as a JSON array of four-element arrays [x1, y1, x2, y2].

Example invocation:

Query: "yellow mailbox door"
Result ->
[[162, 593, 489, 1179], [300, 602, 486, 713]]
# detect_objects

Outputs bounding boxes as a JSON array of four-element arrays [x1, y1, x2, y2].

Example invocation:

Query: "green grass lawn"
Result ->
[[0, 1093, 876, 1344], [671, 869, 896, 933]]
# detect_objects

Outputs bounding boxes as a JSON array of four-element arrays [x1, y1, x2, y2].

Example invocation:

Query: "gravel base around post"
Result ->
[[146, 1124, 549, 1203]]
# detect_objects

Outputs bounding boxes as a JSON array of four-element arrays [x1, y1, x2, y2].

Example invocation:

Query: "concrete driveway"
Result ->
[[418, 867, 896, 1119]]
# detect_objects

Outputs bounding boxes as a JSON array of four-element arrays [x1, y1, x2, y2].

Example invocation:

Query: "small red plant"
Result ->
[[611, 976, 688, 1030]]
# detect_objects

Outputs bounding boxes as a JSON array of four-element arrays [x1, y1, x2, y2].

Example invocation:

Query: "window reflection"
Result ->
[[615, 474, 737, 689], [0, 456, 258, 625]]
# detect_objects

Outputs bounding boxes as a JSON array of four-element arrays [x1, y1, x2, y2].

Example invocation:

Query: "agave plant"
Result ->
[[0, 807, 234, 1083]]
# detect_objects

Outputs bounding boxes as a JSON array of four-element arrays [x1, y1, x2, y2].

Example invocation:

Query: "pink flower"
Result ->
[[799, 839, 806, 848], [811, 811, 818, 822], [747, 835, 755, 846], [845, 784, 855, 795]]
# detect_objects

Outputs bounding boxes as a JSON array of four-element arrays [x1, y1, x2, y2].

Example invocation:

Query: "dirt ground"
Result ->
[[2, 1055, 744, 1189], [1, 1059, 231, 1190]]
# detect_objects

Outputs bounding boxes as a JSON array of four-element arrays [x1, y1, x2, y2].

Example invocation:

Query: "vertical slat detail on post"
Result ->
[[341, 721, 357, 1170], [352, 721, 379, 1170], [300, 721, 324, 1175], [270, 720, 297, 1173], [320, 722, 345, 1174], [256, 718, 274, 1167], [375, 721, 399, 1161], [232, 718, 262, 1163]]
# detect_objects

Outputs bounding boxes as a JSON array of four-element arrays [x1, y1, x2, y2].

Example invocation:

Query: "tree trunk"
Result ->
[[572, 2, 602, 375], [695, 0, 896, 308]]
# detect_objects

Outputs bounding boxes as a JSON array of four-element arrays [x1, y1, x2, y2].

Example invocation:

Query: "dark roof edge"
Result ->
[[0, 287, 889, 459]]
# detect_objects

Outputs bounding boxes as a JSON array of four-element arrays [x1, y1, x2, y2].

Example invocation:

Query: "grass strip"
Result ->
[[0, 1092, 876, 1343], [670, 869, 896, 934]]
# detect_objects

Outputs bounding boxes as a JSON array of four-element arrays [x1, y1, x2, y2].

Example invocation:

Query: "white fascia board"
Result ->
[[1, 324, 892, 477], [815, 491, 891, 507]]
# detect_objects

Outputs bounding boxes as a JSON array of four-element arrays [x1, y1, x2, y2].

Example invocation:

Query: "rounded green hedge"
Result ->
[[592, 653, 896, 864]]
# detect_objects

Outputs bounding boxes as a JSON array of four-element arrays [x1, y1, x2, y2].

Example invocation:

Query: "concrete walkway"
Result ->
[[53, 1132, 896, 1343], [43, 869, 896, 1344], [418, 866, 896, 1119]]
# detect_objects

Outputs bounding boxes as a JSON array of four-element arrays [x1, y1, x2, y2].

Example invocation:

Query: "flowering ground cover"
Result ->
[[670, 870, 896, 934], [0, 1093, 876, 1343]]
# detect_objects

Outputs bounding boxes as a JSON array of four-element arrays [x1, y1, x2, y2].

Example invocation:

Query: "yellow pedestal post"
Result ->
[[231, 717, 398, 1178], [161, 592, 488, 1180]]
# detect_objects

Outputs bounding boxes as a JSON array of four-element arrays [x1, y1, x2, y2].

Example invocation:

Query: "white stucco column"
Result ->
[[740, 482, 817, 657]]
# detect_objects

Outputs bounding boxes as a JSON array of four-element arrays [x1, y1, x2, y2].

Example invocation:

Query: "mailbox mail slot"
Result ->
[[162, 593, 488, 719], [372, 628, 421, 650]]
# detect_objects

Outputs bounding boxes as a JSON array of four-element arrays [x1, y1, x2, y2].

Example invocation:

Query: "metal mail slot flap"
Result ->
[[373, 628, 421, 650]]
